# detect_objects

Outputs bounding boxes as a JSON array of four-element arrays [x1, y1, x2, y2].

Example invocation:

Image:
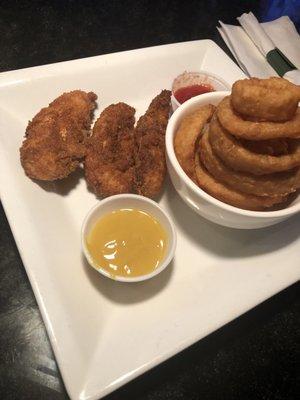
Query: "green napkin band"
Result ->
[[266, 48, 297, 77]]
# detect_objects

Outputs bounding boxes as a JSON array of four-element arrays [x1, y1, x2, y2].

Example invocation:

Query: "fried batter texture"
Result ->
[[217, 96, 300, 140], [20, 90, 97, 180], [240, 138, 289, 156], [134, 90, 171, 198], [231, 77, 300, 122], [174, 104, 215, 182], [195, 150, 286, 211], [209, 116, 300, 175], [200, 130, 300, 197], [85, 103, 136, 197], [174, 77, 300, 211]]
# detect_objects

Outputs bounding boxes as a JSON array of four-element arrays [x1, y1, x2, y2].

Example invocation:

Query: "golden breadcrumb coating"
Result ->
[[20, 90, 97, 180], [85, 102, 136, 197], [134, 90, 171, 198]]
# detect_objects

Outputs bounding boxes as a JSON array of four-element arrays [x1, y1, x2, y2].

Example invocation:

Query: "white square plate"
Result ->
[[0, 40, 299, 400]]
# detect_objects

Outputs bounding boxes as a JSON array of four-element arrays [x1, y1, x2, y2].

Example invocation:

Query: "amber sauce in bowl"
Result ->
[[82, 194, 176, 282], [86, 208, 168, 278]]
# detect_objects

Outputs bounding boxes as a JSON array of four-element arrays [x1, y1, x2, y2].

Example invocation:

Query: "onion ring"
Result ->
[[231, 77, 300, 122], [195, 151, 287, 211], [241, 138, 289, 156], [174, 104, 215, 182], [209, 116, 300, 175], [200, 130, 300, 196], [217, 97, 300, 140]]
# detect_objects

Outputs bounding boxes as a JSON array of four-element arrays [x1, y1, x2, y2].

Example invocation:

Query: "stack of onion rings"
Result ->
[[174, 77, 300, 211], [194, 151, 288, 211], [209, 116, 300, 175], [217, 96, 300, 140], [200, 129, 300, 197]]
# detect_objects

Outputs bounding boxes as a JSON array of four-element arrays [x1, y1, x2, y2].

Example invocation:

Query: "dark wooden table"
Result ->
[[0, 1, 299, 399]]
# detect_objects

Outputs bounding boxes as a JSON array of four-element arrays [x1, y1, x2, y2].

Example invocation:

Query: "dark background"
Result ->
[[0, 1, 299, 399]]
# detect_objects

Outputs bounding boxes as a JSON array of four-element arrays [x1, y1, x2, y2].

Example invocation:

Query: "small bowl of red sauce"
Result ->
[[171, 71, 230, 111]]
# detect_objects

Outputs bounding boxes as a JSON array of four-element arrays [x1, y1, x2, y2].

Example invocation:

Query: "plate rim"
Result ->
[[3, 39, 295, 400]]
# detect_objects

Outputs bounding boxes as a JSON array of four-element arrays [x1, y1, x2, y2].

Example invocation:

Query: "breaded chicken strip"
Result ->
[[85, 103, 136, 197], [134, 90, 171, 198], [20, 90, 97, 180]]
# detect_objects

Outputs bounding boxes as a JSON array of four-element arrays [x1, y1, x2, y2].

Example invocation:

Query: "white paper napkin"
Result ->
[[237, 12, 274, 56], [218, 14, 300, 83], [262, 16, 300, 70], [217, 22, 276, 78]]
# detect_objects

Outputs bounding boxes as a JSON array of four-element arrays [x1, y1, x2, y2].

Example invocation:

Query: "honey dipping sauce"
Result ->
[[86, 208, 168, 278]]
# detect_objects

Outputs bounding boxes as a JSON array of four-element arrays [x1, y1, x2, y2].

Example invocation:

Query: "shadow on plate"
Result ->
[[82, 254, 174, 305], [33, 166, 85, 196], [165, 185, 300, 259]]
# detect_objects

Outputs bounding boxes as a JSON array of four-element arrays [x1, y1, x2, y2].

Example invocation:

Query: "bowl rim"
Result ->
[[166, 91, 300, 218], [81, 194, 177, 283]]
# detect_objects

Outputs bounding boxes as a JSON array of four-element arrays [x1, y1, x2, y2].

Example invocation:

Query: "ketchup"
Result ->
[[174, 84, 214, 104]]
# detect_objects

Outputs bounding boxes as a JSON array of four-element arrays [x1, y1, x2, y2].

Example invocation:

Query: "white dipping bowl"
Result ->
[[81, 194, 177, 282], [166, 91, 300, 229], [171, 70, 231, 112]]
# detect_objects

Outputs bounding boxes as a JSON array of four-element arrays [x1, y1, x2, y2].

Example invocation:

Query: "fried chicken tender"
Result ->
[[20, 90, 97, 180], [85, 103, 136, 197], [134, 90, 171, 198]]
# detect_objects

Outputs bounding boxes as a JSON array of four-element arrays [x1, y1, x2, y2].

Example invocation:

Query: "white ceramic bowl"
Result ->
[[81, 194, 177, 282], [166, 91, 300, 229], [171, 70, 231, 112]]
